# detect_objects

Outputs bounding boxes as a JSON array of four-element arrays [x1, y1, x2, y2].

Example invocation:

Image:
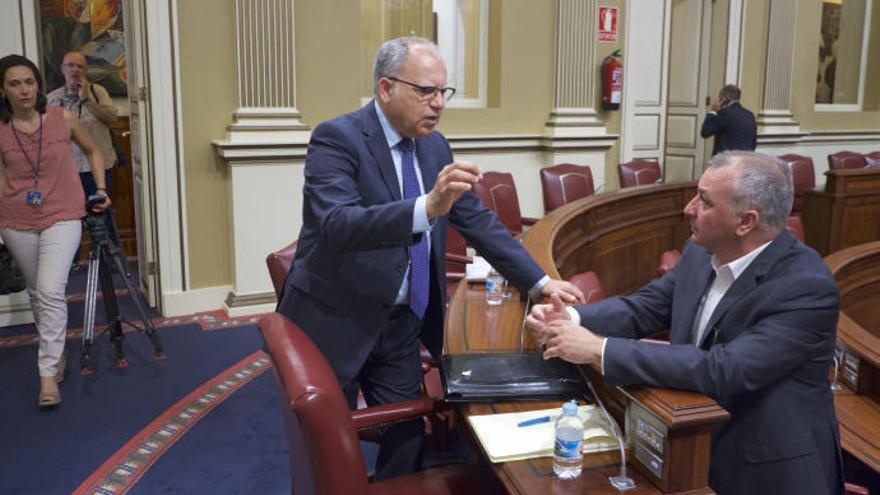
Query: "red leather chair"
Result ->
[[566, 271, 605, 304], [777, 154, 815, 215], [266, 240, 297, 297], [473, 172, 537, 237], [656, 250, 681, 277], [784, 215, 804, 242], [259, 313, 505, 495], [618, 160, 662, 188], [828, 151, 866, 170], [539, 163, 595, 213], [445, 227, 471, 296]]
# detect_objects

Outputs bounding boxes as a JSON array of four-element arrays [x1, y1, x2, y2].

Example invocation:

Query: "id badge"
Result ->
[[25, 190, 44, 206]]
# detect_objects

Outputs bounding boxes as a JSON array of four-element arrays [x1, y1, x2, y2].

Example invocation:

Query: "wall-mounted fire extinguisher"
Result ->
[[601, 49, 623, 110]]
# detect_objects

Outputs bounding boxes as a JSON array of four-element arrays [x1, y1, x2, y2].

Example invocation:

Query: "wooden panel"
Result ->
[[629, 2, 667, 105], [803, 169, 880, 256], [664, 155, 695, 183], [824, 242, 880, 471], [632, 114, 661, 149], [526, 183, 695, 298], [666, 0, 703, 106], [78, 118, 137, 260]]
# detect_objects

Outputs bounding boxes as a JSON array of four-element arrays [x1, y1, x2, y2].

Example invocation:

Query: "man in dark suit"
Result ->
[[527, 151, 844, 494], [701, 84, 757, 156], [277, 37, 583, 479]]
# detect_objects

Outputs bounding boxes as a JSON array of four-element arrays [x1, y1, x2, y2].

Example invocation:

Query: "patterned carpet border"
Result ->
[[71, 350, 272, 495], [0, 311, 267, 348]]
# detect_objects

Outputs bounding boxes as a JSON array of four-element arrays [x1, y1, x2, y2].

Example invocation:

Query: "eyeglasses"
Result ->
[[387, 76, 456, 102]]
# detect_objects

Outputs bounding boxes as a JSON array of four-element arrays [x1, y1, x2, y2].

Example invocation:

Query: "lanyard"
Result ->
[[10, 113, 43, 188]]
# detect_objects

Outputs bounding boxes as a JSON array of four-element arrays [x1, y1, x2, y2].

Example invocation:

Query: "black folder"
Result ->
[[441, 352, 587, 402]]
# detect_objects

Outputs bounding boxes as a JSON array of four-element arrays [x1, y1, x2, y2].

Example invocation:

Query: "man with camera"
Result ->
[[700, 84, 757, 156], [47, 52, 118, 198]]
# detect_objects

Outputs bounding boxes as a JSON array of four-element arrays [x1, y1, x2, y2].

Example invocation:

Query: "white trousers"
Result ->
[[1, 220, 81, 377]]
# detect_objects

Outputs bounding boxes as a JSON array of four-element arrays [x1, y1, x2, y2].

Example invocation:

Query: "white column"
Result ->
[[543, 0, 607, 138], [725, 0, 745, 86], [757, 0, 800, 135], [226, 0, 309, 142], [213, 0, 311, 316]]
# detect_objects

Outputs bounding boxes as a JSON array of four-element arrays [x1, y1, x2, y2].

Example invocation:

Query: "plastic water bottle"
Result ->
[[553, 400, 584, 479], [485, 268, 505, 305]]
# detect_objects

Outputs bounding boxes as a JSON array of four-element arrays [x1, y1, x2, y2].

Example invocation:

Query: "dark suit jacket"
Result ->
[[576, 232, 843, 494], [277, 101, 544, 388], [700, 101, 757, 156]]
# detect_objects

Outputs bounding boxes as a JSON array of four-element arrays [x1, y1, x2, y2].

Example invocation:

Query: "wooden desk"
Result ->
[[825, 242, 880, 471], [804, 168, 880, 256], [445, 282, 724, 494]]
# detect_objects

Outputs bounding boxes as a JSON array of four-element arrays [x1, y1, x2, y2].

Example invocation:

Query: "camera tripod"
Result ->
[[80, 208, 164, 373]]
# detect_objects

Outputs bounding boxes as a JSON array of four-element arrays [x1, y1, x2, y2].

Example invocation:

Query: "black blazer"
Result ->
[[576, 233, 844, 494], [700, 101, 757, 156], [277, 101, 545, 388]]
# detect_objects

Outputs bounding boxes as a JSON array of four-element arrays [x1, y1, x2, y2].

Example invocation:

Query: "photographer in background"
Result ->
[[0, 54, 110, 408], [700, 84, 757, 156], [47, 52, 119, 265]]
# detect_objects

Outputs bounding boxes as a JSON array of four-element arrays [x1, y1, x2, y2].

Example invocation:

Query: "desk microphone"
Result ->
[[519, 297, 532, 353], [584, 375, 636, 491]]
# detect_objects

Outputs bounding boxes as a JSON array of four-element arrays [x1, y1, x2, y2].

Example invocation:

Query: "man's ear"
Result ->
[[736, 210, 758, 237], [377, 77, 394, 103]]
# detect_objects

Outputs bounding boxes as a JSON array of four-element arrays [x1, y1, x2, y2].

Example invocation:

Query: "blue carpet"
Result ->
[[0, 321, 289, 495]]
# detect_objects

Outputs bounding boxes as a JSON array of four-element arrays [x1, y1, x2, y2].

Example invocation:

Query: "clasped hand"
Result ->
[[526, 293, 604, 364]]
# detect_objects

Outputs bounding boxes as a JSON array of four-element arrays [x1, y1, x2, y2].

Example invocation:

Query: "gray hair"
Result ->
[[708, 151, 793, 232], [372, 37, 440, 96]]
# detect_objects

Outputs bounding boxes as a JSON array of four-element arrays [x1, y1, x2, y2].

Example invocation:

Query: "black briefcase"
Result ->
[[441, 352, 586, 402]]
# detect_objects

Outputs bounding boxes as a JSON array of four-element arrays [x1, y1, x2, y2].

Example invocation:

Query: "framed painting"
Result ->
[[38, 0, 127, 97]]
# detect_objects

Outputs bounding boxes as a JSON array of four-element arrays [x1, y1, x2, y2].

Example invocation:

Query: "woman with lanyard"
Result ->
[[0, 55, 110, 408]]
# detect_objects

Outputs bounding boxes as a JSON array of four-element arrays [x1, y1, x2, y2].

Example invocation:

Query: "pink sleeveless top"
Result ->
[[0, 106, 86, 231]]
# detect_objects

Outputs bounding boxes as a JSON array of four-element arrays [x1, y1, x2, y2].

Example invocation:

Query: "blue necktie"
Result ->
[[398, 138, 429, 319]]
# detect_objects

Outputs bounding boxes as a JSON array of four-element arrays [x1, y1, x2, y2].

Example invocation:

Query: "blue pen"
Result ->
[[517, 415, 551, 427]]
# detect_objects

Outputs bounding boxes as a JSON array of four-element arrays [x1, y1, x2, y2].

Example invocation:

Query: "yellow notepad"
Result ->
[[467, 405, 617, 463]]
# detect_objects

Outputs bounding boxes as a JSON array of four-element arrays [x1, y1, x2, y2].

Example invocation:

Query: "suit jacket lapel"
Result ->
[[673, 250, 714, 345], [362, 101, 402, 201], [699, 231, 795, 347]]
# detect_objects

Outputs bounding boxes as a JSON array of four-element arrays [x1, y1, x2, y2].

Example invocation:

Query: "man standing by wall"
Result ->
[[277, 36, 584, 480], [700, 84, 757, 156]]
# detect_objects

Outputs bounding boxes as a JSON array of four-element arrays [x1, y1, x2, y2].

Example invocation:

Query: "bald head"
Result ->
[[61, 52, 87, 88]]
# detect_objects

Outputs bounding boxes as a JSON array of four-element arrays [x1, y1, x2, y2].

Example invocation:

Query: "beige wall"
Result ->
[[177, 0, 236, 288], [595, 0, 625, 189], [792, 0, 880, 130], [175, 0, 879, 290]]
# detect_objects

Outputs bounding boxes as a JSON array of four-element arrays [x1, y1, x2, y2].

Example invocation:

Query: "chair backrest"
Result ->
[[539, 163, 595, 212], [566, 271, 606, 304], [266, 241, 298, 297], [784, 215, 804, 242], [618, 160, 662, 188], [777, 154, 816, 215], [866, 151, 880, 167], [828, 151, 866, 171], [259, 313, 370, 495], [473, 171, 524, 236]]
